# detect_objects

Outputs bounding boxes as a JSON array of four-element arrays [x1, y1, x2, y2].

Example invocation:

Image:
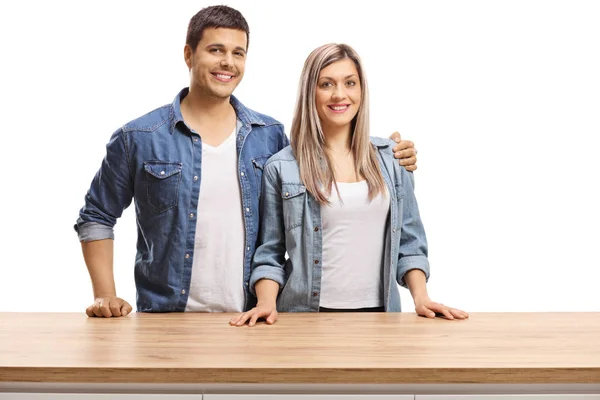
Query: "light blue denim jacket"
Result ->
[[249, 137, 430, 312], [74, 88, 289, 312]]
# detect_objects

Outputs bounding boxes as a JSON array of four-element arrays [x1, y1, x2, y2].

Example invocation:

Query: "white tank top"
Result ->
[[319, 181, 389, 309]]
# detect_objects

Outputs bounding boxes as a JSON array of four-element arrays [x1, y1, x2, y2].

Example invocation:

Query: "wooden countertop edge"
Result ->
[[1, 367, 599, 384]]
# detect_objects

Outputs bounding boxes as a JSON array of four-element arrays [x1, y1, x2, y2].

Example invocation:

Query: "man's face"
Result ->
[[185, 27, 247, 99]]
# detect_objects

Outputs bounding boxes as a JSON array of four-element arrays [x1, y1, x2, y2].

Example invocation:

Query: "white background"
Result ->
[[0, 0, 598, 313]]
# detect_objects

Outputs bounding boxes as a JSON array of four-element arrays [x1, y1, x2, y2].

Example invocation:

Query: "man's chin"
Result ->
[[210, 88, 236, 99]]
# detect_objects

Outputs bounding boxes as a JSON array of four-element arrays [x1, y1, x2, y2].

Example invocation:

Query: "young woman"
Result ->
[[230, 44, 468, 326]]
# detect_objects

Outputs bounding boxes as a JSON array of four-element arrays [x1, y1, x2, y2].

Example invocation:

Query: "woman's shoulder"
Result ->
[[370, 136, 396, 154], [264, 146, 301, 180], [266, 145, 296, 164]]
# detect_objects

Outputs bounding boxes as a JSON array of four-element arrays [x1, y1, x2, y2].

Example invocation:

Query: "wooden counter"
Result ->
[[1, 312, 599, 385]]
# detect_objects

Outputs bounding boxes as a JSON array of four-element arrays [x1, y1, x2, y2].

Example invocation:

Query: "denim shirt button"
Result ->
[[314, 227, 319, 232], [314, 259, 319, 264], [241, 172, 245, 176], [312, 292, 318, 297]]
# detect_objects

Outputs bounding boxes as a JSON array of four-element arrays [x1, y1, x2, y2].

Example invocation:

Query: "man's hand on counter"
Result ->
[[86, 296, 133, 318]]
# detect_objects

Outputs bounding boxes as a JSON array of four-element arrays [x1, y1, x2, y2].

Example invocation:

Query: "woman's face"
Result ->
[[315, 58, 362, 132]]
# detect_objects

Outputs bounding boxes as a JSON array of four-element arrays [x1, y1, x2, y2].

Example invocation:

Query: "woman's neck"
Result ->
[[323, 124, 352, 154]]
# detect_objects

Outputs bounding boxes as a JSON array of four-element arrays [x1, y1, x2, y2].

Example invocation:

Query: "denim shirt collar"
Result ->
[[370, 136, 393, 149], [169, 88, 266, 135]]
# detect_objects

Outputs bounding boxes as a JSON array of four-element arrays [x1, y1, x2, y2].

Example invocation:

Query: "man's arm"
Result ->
[[81, 239, 132, 317], [75, 128, 134, 317], [390, 132, 418, 171]]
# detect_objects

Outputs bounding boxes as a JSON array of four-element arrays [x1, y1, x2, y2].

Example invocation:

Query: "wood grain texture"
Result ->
[[0, 312, 598, 384]]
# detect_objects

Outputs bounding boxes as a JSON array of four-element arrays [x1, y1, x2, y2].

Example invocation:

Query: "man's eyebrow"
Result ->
[[205, 43, 247, 53]]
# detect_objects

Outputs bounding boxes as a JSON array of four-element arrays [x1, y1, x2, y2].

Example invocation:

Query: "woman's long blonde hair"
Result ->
[[290, 43, 386, 204]]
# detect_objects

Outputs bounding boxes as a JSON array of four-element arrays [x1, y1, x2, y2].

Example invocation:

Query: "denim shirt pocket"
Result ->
[[281, 183, 306, 231], [143, 161, 182, 213]]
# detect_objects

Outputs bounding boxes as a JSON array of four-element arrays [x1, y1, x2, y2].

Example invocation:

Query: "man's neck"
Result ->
[[182, 88, 233, 120], [181, 89, 237, 147]]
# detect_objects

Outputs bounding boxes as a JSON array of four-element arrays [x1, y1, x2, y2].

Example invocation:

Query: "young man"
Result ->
[[75, 5, 418, 317]]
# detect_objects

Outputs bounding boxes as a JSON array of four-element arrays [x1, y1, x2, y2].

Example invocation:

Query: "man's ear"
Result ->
[[183, 44, 193, 70]]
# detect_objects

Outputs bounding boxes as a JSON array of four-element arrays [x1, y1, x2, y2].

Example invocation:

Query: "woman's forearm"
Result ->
[[255, 279, 280, 305], [404, 269, 429, 301]]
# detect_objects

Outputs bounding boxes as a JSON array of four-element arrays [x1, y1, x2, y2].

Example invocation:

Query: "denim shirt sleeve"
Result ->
[[397, 166, 430, 287], [74, 128, 134, 242], [249, 162, 287, 295]]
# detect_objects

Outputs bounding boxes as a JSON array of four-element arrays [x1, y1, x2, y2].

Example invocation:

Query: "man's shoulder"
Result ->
[[248, 108, 283, 128], [121, 104, 174, 134], [231, 96, 283, 129]]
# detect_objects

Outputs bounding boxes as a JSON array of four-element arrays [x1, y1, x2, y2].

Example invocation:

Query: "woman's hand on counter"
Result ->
[[229, 302, 278, 327], [413, 296, 469, 320], [86, 296, 132, 318]]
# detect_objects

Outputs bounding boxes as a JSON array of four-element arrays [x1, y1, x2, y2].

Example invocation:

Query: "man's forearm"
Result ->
[[81, 239, 117, 298], [255, 279, 279, 305]]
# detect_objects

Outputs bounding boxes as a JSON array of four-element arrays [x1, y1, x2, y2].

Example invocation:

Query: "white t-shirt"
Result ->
[[319, 181, 389, 309], [185, 125, 245, 312]]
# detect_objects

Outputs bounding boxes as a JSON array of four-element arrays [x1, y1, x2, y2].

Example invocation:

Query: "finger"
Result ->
[[85, 306, 95, 317], [452, 309, 469, 319], [395, 148, 417, 160], [97, 300, 112, 318], [110, 299, 122, 317], [392, 140, 414, 153], [418, 305, 436, 318], [121, 301, 132, 317], [399, 155, 417, 167], [235, 312, 251, 326], [266, 311, 278, 325], [441, 308, 454, 320], [390, 131, 402, 142], [405, 164, 417, 172], [248, 312, 262, 327], [429, 303, 454, 320], [230, 313, 244, 325], [92, 305, 104, 317]]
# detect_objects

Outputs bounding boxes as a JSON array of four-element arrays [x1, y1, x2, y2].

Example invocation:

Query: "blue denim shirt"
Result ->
[[249, 137, 430, 312], [75, 88, 289, 312]]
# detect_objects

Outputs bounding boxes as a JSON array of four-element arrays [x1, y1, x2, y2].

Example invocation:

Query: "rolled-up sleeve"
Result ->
[[249, 162, 287, 295], [74, 128, 134, 242], [397, 167, 430, 287]]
